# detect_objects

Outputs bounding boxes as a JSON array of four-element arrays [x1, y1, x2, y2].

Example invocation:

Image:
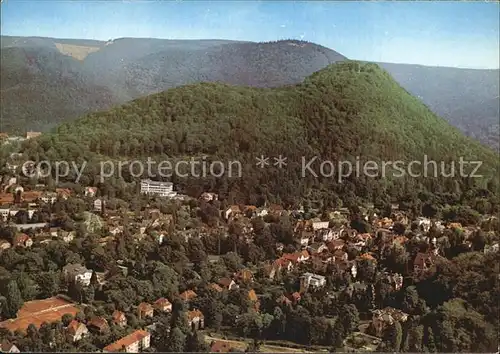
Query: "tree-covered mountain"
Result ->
[[0, 36, 346, 133], [2, 36, 498, 151], [19, 62, 499, 207]]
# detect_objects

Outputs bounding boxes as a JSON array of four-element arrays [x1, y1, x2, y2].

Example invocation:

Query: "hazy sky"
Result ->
[[1, 0, 499, 69]]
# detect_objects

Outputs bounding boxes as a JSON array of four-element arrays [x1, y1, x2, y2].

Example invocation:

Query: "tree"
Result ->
[[89, 270, 99, 287], [405, 324, 424, 352], [4, 280, 23, 318], [380, 321, 402, 352], [15, 272, 39, 301], [339, 304, 359, 334], [185, 329, 209, 352], [166, 327, 186, 352]]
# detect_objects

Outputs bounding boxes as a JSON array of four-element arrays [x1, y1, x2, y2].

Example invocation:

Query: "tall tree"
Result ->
[[4, 280, 23, 318]]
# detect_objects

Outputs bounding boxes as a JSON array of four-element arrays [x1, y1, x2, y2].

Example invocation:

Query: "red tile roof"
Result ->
[[103, 330, 150, 352]]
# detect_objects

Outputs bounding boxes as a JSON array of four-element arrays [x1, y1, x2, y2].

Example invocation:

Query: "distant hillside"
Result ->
[[20, 62, 499, 205], [0, 46, 117, 133], [377, 63, 500, 150], [0, 36, 346, 132], [82, 38, 347, 100]]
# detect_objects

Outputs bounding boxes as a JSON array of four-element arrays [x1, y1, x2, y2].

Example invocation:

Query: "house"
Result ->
[[63, 264, 92, 286], [312, 221, 330, 231], [66, 320, 88, 342], [297, 230, 313, 246], [210, 340, 233, 353], [137, 302, 154, 319], [327, 239, 345, 252], [413, 252, 438, 276], [307, 242, 328, 254], [179, 290, 198, 302], [103, 330, 151, 353], [218, 278, 239, 291], [56, 188, 71, 199], [0, 341, 20, 353], [87, 317, 109, 334], [376, 217, 394, 229], [235, 269, 254, 283], [0, 240, 11, 251], [300, 272, 326, 292], [416, 217, 432, 232], [290, 292, 301, 303], [208, 283, 224, 293], [0, 207, 10, 220], [12, 234, 32, 248], [26, 131, 42, 139], [84, 187, 97, 197], [282, 250, 309, 264], [200, 192, 218, 202], [94, 198, 103, 212], [224, 205, 242, 220], [256, 208, 269, 217], [40, 192, 57, 204], [371, 307, 408, 337], [60, 231, 75, 243], [316, 228, 336, 242], [187, 310, 204, 330], [154, 298, 172, 313], [386, 273, 404, 291], [332, 249, 348, 262], [263, 258, 293, 280], [112, 310, 127, 327], [268, 204, 285, 216], [484, 242, 499, 254], [140, 179, 177, 198], [358, 253, 377, 263]]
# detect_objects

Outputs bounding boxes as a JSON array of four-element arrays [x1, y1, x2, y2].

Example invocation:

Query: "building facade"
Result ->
[[140, 179, 177, 198]]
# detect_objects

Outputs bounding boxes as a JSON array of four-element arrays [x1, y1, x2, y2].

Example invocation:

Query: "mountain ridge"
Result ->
[[1, 35, 498, 151], [17, 61, 499, 205]]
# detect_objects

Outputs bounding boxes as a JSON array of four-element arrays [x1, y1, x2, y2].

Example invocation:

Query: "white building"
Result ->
[[416, 217, 432, 232], [140, 179, 177, 198], [300, 272, 326, 291], [0, 208, 10, 221], [94, 198, 103, 212], [63, 264, 93, 286]]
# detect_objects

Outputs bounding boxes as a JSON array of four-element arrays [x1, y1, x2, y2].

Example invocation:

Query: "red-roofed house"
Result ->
[[187, 310, 204, 330], [103, 330, 151, 352], [137, 302, 154, 319], [13, 234, 32, 248], [180, 290, 198, 302], [112, 310, 127, 327], [154, 298, 172, 313], [66, 320, 88, 342], [87, 317, 109, 334]]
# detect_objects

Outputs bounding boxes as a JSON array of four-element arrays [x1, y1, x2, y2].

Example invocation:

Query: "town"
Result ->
[[0, 152, 498, 352]]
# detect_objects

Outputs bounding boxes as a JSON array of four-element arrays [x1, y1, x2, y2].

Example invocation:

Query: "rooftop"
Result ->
[[103, 330, 150, 352]]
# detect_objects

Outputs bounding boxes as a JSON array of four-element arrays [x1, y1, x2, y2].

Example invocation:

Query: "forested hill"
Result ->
[[1, 37, 346, 134], [19, 62, 499, 206]]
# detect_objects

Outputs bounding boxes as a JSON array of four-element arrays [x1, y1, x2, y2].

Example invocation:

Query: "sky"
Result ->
[[1, 0, 499, 69]]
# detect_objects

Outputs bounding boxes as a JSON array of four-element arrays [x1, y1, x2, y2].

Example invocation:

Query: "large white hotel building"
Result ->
[[140, 179, 178, 198]]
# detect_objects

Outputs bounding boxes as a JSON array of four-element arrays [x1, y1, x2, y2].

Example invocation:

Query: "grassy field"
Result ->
[[54, 42, 101, 60]]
